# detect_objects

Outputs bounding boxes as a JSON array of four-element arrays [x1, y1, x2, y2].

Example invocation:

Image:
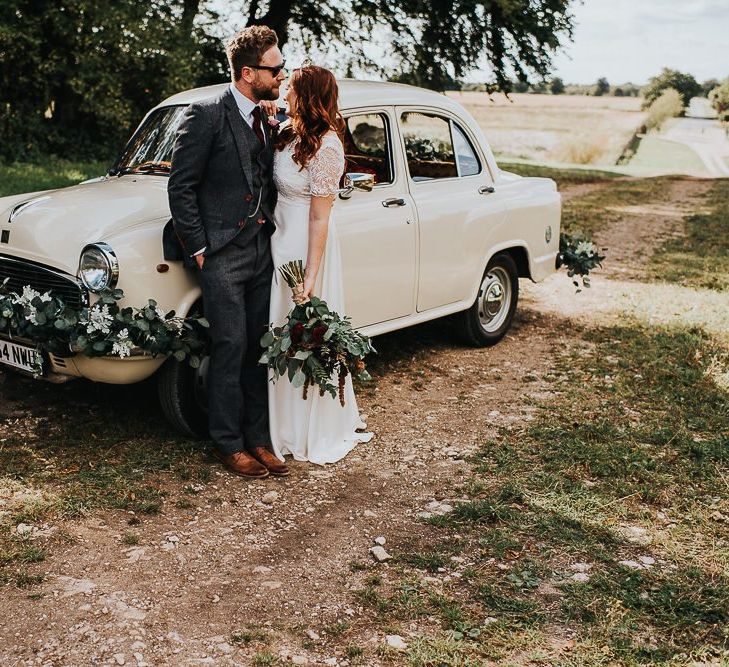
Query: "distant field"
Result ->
[[447, 92, 646, 166]]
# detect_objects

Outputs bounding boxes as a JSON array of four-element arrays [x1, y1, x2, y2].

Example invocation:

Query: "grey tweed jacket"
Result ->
[[167, 88, 277, 262]]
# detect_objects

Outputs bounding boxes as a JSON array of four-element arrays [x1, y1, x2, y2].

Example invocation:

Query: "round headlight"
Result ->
[[78, 243, 119, 293]]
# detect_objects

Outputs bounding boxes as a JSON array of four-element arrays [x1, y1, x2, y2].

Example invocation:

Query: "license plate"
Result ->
[[0, 339, 41, 373]]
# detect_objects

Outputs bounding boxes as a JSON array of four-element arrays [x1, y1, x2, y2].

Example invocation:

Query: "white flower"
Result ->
[[2, 308, 13, 318], [165, 318, 183, 332], [25, 306, 39, 325], [155, 306, 166, 320], [112, 328, 134, 358], [85, 304, 113, 334], [575, 241, 597, 257], [12, 285, 40, 306]]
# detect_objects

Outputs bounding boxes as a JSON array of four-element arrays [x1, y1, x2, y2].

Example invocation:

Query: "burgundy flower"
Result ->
[[291, 322, 305, 343], [312, 325, 327, 344]]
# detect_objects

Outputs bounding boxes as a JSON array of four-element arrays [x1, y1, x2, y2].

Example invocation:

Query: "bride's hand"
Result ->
[[299, 275, 316, 303], [259, 100, 278, 117]]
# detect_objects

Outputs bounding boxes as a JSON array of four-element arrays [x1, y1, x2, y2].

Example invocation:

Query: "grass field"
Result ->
[[449, 92, 646, 166], [0, 160, 108, 198], [627, 135, 710, 176]]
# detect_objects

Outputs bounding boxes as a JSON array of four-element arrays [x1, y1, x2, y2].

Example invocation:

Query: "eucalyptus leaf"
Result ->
[[292, 369, 307, 388]]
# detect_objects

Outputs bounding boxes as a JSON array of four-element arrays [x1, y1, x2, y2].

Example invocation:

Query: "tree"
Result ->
[[550, 77, 565, 94], [2, 0, 579, 160], [701, 78, 720, 97], [709, 78, 729, 123], [0, 0, 226, 161], [645, 88, 684, 131], [241, 0, 578, 93], [642, 68, 702, 108], [593, 77, 610, 96]]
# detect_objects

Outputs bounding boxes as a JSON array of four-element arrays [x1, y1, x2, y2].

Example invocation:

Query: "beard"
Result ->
[[253, 81, 280, 102]]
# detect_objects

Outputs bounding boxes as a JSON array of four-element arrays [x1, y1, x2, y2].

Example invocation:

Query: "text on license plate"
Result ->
[[0, 339, 40, 373]]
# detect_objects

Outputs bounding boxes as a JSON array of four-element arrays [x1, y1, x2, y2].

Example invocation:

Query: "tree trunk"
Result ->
[[181, 0, 200, 34], [254, 0, 295, 48]]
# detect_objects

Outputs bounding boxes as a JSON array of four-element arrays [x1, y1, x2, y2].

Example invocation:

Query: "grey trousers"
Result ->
[[200, 229, 274, 454]]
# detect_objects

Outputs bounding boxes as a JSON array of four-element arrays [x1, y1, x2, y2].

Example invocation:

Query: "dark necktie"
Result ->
[[251, 106, 265, 146]]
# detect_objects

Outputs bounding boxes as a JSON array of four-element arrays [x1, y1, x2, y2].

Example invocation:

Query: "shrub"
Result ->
[[645, 88, 684, 131]]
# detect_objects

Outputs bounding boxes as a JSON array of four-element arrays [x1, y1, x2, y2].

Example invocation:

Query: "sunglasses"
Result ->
[[245, 61, 286, 76]]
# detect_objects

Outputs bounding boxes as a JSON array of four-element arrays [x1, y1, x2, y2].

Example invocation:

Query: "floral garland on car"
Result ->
[[0, 280, 209, 375]]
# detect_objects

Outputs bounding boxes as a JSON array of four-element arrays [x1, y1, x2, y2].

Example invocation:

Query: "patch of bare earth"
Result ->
[[0, 176, 722, 666], [0, 310, 562, 666]]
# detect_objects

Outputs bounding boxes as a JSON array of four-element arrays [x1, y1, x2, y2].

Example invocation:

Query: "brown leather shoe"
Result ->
[[214, 450, 269, 479], [248, 446, 290, 477]]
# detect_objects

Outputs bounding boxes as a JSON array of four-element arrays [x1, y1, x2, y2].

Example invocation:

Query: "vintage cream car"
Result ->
[[0, 80, 561, 436]]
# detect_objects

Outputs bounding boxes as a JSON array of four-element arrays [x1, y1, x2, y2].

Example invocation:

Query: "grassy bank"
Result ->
[[349, 323, 728, 665], [0, 160, 108, 197]]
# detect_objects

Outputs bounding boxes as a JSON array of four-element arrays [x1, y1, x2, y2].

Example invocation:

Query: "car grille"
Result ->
[[0, 255, 88, 309]]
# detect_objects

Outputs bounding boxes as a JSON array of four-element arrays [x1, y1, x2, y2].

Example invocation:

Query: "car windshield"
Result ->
[[113, 105, 187, 175]]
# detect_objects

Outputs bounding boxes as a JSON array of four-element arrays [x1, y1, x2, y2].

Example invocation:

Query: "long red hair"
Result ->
[[276, 66, 345, 169]]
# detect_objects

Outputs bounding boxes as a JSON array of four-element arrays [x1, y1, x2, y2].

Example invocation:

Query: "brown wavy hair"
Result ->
[[275, 66, 345, 169]]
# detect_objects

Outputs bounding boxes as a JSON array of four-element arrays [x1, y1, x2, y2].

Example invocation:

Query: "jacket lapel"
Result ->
[[222, 89, 254, 189]]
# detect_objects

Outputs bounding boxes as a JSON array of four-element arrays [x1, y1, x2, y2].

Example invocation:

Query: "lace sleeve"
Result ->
[[309, 135, 345, 197]]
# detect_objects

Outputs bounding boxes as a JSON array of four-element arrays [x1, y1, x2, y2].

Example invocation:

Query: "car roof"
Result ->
[[154, 79, 463, 114]]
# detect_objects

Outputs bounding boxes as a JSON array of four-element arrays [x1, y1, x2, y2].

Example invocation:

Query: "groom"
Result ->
[[168, 26, 289, 479]]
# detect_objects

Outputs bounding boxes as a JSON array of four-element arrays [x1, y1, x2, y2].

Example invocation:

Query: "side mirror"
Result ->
[[338, 172, 375, 200]]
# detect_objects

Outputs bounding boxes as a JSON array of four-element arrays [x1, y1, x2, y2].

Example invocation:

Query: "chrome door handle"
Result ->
[[382, 198, 406, 208], [478, 185, 495, 194]]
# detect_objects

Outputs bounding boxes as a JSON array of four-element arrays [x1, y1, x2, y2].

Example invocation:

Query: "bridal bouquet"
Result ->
[[259, 260, 374, 406]]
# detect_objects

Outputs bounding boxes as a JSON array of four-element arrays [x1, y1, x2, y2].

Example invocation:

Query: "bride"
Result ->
[[267, 65, 373, 465]]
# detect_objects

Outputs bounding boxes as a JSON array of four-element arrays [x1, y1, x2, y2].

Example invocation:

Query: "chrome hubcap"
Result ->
[[477, 267, 511, 333]]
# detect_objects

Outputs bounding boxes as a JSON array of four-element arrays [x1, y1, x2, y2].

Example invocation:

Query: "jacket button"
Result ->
[[238, 219, 245, 228], [244, 194, 253, 202]]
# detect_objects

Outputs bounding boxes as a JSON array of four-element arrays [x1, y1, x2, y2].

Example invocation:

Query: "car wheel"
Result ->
[[457, 253, 519, 346], [157, 356, 209, 438]]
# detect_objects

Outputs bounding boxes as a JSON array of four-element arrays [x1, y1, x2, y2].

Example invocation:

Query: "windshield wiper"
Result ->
[[114, 161, 171, 176]]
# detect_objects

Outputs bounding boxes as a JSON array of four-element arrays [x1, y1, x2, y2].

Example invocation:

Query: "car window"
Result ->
[[400, 112, 457, 181], [452, 123, 481, 177], [343, 113, 393, 185], [115, 105, 187, 174]]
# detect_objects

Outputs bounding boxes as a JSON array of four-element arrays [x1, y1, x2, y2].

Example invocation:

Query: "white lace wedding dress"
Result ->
[[268, 131, 373, 464]]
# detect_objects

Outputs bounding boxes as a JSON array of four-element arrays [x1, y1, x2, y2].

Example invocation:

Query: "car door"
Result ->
[[396, 107, 506, 312], [334, 108, 417, 328]]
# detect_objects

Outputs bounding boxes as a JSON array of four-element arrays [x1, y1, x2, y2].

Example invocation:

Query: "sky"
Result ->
[[540, 0, 729, 84]]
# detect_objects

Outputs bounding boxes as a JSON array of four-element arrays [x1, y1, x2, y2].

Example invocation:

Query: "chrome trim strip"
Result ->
[[8, 196, 52, 223]]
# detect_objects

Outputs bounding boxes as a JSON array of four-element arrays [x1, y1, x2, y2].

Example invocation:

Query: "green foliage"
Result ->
[[708, 77, 729, 122], [0, 160, 107, 197], [0, 0, 226, 161], [0, 283, 209, 372], [2, 0, 579, 157], [645, 88, 684, 131], [642, 67, 702, 109]]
